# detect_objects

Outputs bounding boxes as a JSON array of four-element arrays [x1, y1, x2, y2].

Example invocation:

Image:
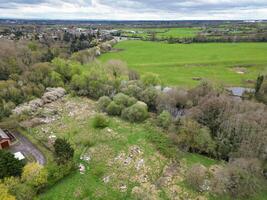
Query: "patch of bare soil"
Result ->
[[20, 96, 96, 128], [232, 67, 248, 74]]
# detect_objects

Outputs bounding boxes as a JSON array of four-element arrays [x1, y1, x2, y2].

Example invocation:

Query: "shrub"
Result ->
[[54, 138, 74, 164], [2, 177, 20, 193], [174, 118, 216, 155], [11, 183, 36, 200], [121, 102, 148, 122], [140, 87, 158, 111], [211, 158, 263, 199], [106, 101, 124, 116], [156, 88, 188, 116], [97, 96, 112, 112], [141, 73, 161, 86], [22, 162, 48, 188], [120, 81, 143, 99], [92, 114, 109, 129], [224, 161, 262, 199], [46, 162, 75, 186], [0, 183, 16, 200], [188, 81, 214, 106], [157, 111, 172, 129], [128, 69, 140, 80], [186, 164, 208, 192], [113, 93, 137, 107]]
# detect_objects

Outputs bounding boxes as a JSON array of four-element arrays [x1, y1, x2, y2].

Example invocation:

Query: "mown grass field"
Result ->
[[121, 27, 200, 39], [99, 40, 267, 87]]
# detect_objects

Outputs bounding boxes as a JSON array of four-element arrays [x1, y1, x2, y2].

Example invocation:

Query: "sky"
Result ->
[[0, 0, 267, 20]]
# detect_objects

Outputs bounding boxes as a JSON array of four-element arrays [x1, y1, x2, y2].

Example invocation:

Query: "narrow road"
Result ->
[[10, 131, 46, 165]]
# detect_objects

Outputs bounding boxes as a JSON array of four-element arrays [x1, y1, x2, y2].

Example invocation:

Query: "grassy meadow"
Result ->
[[99, 40, 267, 87], [32, 96, 219, 200], [121, 27, 200, 39]]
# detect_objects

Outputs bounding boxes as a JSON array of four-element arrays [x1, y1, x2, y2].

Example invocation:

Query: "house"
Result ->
[[0, 128, 11, 149]]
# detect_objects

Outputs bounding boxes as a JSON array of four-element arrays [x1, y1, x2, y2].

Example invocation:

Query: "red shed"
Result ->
[[0, 128, 11, 149]]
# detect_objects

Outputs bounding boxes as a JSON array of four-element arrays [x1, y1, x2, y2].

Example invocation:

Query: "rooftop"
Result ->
[[0, 128, 9, 140]]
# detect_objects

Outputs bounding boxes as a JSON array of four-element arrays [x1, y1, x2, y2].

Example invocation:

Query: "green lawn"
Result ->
[[99, 40, 267, 87], [121, 27, 200, 39], [157, 28, 200, 38]]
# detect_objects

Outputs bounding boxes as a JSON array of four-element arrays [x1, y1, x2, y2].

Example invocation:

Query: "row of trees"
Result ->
[[142, 33, 267, 44]]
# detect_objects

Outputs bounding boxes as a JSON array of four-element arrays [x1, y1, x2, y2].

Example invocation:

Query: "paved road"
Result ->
[[10, 131, 46, 165]]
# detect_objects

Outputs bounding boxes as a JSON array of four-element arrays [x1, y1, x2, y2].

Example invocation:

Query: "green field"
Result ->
[[157, 28, 200, 38], [99, 40, 267, 87], [121, 27, 200, 39]]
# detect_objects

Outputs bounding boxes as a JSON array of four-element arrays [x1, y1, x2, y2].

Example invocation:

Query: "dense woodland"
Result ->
[[0, 31, 267, 200]]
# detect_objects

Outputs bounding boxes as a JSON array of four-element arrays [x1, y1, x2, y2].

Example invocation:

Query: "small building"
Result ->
[[0, 128, 11, 149]]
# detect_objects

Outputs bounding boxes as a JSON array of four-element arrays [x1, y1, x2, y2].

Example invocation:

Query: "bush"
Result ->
[[173, 118, 216, 156], [106, 101, 124, 116], [97, 96, 112, 112], [156, 88, 188, 116], [141, 73, 161, 86], [186, 164, 208, 192], [113, 93, 137, 107], [157, 111, 172, 129], [128, 69, 140, 80], [120, 81, 143, 99], [223, 161, 262, 199], [121, 102, 148, 122], [46, 162, 75, 186], [11, 183, 36, 200], [0, 183, 16, 200], [140, 87, 158, 111], [22, 162, 48, 188], [92, 114, 109, 129]]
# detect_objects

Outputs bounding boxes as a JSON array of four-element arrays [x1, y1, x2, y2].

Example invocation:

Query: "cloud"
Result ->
[[0, 0, 267, 20]]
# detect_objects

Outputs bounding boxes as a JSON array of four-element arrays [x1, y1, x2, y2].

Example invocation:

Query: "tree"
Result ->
[[54, 138, 74, 164], [104, 59, 128, 79], [22, 162, 48, 188], [0, 150, 25, 179]]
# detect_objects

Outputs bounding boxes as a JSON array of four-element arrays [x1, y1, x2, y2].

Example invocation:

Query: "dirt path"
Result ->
[[10, 131, 46, 165]]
